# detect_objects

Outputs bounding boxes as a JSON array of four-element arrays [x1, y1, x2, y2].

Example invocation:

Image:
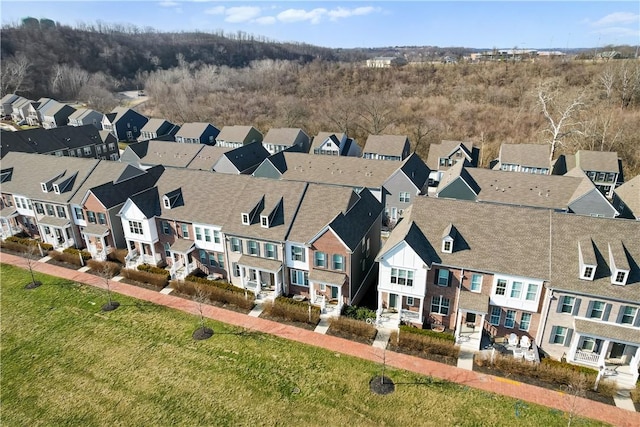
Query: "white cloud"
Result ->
[[591, 26, 640, 38], [225, 6, 262, 23], [204, 6, 226, 15], [277, 8, 328, 24], [591, 12, 639, 27], [328, 6, 378, 21], [255, 16, 277, 25], [159, 1, 180, 7]]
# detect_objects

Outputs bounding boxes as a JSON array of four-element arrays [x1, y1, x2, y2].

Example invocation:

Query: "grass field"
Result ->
[[0, 264, 605, 426]]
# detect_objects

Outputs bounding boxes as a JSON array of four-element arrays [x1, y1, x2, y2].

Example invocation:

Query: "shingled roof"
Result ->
[[496, 143, 550, 169], [363, 135, 410, 157]]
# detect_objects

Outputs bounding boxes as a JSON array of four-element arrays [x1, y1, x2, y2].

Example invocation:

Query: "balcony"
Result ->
[[574, 350, 600, 364]]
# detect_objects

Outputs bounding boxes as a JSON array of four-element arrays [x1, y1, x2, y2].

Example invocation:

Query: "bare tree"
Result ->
[[537, 83, 585, 163], [0, 53, 32, 95], [562, 373, 588, 427], [599, 66, 615, 101], [357, 95, 395, 135], [98, 263, 119, 311], [23, 244, 43, 289], [617, 60, 640, 109], [192, 285, 213, 340]]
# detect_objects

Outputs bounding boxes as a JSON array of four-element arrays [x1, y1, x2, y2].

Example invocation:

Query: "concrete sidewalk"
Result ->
[[1, 252, 638, 427]]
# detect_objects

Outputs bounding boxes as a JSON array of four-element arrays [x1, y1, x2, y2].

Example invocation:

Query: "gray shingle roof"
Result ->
[[175, 122, 218, 138], [263, 128, 308, 145], [363, 135, 409, 157], [185, 145, 234, 170], [458, 291, 490, 314], [497, 143, 550, 169], [310, 132, 346, 151], [426, 140, 474, 170], [217, 125, 262, 144], [327, 188, 382, 251], [574, 318, 640, 342], [564, 150, 620, 173], [141, 118, 173, 133], [614, 175, 640, 216], [136, 140, 205, 168]]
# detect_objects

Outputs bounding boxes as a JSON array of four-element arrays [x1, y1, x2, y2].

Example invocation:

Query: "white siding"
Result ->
[[378, 241, 428, 298]]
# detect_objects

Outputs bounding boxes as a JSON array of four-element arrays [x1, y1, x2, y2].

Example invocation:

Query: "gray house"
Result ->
[[9, 97, 32, 124], [612, 175, 640, 220], [139, 118, 180, 141], [41, 102, 76, 129], [212, 142, 270, 175], [215, 125, 263, 148], [554, 150, 622, 198], [362, 134, 411, 161], [310, 132, 361, 157], [67, 108, 104, 130], [262, 127, 310, 154], [0, 94, 19, 117], [492, 143, 551, 174], [435, 161, 619, 218], [174, 122, 219, 145], [426, 140, 479, 188]]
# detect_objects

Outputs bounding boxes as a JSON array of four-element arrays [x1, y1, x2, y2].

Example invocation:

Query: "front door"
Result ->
[[391, 207, 397, 220], [331, 286, 338, 299], [610, 342, 626, 360], [389, 293, 397, 310]]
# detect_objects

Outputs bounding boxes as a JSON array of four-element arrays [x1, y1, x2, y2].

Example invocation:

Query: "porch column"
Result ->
[[83, 232, 91, 250], [454, 309, 462, 341], [240, 267, 246, 289], [102, 236, 108, 259], [310, 281, 315, 303], [275, 270, 282, 297], [418, 297, 425, 324], [337, 285, 343, 311], [567, 332, 580, 361], [150, 243, 157, 265], [479, 313, 486, 334], [377, 289, 383, 312], [597, 339, 610, 367]]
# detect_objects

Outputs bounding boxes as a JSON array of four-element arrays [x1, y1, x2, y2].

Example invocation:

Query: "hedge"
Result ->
[[4, 236, 53, 251], [86, 259, 121, 277], [137, 263, 170, 277], [391, 330, 460, 359], [171, 280, 255, 310], [262, 296, 321, 325], [63, 247, 92, 260], [329, 316, 377, 341], [183, 274, 247, 294], [400, 324, 456, 342], [107, 248, 127, 264], [121, 268, 169, 289], [48, 250, 84, 266], [341, 305, 377, 321]]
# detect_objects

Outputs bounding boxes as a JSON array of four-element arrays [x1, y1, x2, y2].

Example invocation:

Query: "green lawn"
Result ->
[[0, 264, 605, 426]]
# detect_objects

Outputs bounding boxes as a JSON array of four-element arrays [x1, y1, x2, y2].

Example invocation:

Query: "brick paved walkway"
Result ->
[[2, 252, 638, 427]]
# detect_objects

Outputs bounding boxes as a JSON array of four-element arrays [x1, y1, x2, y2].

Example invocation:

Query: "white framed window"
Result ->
[[470, 274, 482, 292], [162, 221, 171, 235], [620, 306, 638, 325], [495, 279, 507, 296], [213, 230, 221, 244], [291, 245, 305, 262], [129, 220, 143, 235], [442, 240, 452, 253], [589, 301, 605, 319], [163, 242, 171, 257], [247, 240, 259, 256], [613, 270, 628, 285], [489, 306, 501, 325], [431, 295, 449, 315], [437, 269, 449, 286], [525, 283, 538, 301], [231, 238, 242, 253], [560, 296, 575, 314], [241, 213, 250, 225], [407, 297, 414, 306], [510, 281, 523, 298], [56, 206, 66, 218], [180, 224, 189, 239], [399, 192, 410, 203], [216, 253, 224, 269], [582, 266, 595, 280], [74, 207, 84, 220], [391, 268, 413, 286], [332, 254, 344, 271], [314, 251, 326, 268], [261, 216, 269, 228], [195, 227, 202, 240], [46, 204, 55, 216], [265, 243, 277, 259], [519, 313, 531, 331], [232, 262, 240, 277], [204, 228, 211, 242], [551, 326, 569, 345], [505, 310, 516, 328], [87, 210, 96, 223], [581, 337, 596, 352], [290, 269, 309, 287], [97, 213, 106, 225]]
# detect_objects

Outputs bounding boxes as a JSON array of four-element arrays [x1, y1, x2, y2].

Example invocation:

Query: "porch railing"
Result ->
[[574, 350, 600, 364]]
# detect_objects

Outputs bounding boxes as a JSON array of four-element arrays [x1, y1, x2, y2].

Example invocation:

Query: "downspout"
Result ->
[[453, 268, 464, 338]]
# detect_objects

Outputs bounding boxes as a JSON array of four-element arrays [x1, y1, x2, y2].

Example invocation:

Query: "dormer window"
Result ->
[[582, 266, 595, 280], [608, 242, 630, 286], [163, 197, 171, 209], [442, 239, 453, 254], [578, 239, 597, 281], [41, 183, 48, 193], [241, 213, 250, 225], [260, 215, 269, 228], [612, 270, 629, 286], [53, 184, 61, 194], [442, 223, 456, 254]]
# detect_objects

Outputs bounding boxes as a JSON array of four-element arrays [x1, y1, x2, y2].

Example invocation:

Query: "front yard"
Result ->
[[1, 264, 604, 426]]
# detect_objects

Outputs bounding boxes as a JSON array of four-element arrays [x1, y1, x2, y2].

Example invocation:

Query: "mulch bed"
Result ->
[[386, 343, 458, 366], [326, 326, 377, 345], [170, 290, 253, 315], [473, 363, 616, 406], [192, 326, 214, 340], [369, 376, 395, 395], [45, 258, 84, 270], [258, 313, 318, 331], [118, 277, 166, 292]]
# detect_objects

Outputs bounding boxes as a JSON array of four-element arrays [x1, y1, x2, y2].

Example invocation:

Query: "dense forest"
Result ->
[[2, 20, 639, 178]]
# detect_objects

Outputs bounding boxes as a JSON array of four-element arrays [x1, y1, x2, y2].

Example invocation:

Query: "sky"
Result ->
[[1, 0, 639, 49]]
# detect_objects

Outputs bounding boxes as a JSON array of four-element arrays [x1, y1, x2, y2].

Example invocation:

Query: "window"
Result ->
[[290, 269, 309, 287], [204, 228, 211, 242], [437, 269, 449, 286], [391, 268, 414, 286], [366, 237, 370, 257], [74, 207, 84, 220], [56, 206, 66, 218], [510, 281, 522, 298], [589, 301, 605, 319], [261, 216, 268, 228], [291, 245, 305, 262], [560, 296, 575, 313], [439, 157, 452, 167], [525, 284, 538, 301], [108, 143, 115, 151], [332, 254, 344, 271], [97, 213, 106, 225], [399, 192, 410, 203], [505, 310, 516, 328], [583, 266, 594, 279], [110, 154, 119, 161], [490, 307, 501, 325], [43, 226, 51, 235], [231, 238, 241, 253], [213, 230, 221, 244], [217, 254, 224, 269], [163, 242, 170, 257], [199, 249, 207, 264], [581, 337, 597, 352], [233, 262, 240, 277], [247, 240, 259, 256], [495, 279, 507, 296], [87, 211, 96, 223], [470, 274, 482, 292], [26, 199, 32, 210], [431, 296, 450, 315], [614, 270, 627, 284], [129, 220, 143, 235], [162, 221, 171, 235], [520, 313, 531, 331], [407, 297, 414, 306], [620, 306, 637, 325], [34, 203, 44, 215], [443, 240, 452, 253], [241, 213, 250, 225], [181, 224, 189, 239], [552, 326, 568, 345], [314, 251, 326, 268], [46, 204, 55, 216], [195, 227, 202, 240], [209, 253, 216, 267], [265, 243, 277, 259], [83, 146, 92, 155]]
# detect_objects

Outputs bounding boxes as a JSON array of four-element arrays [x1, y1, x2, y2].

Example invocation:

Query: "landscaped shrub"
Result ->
[[48, 250, 84, 266], [391, 330, 460, 359], [137, 263, 169, 277], [0, 240, 30, 253], [596, 379, 619, 398], [631, 385, 640, 404], [183, 274, 246, 294], [262, 296, 321, 325], [400, 324, 456, 343], [341, 305, 377, 321], [329, 316, 377, 341], [107, 248, 127, 264], [540, 358, 599, 376], [86, 259, 121, 277], [62, 247, 92, 260], [3, 236, 52, 251], [121, 268, 168, 289], [171, 280, 255, 310]]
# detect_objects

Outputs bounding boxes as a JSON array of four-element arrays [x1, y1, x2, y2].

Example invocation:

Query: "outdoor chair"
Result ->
[[508, 333, 518, 348], [520, 335, 531, 349]]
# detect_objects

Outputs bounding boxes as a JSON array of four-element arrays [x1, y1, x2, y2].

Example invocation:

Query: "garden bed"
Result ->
[[387, 341, 458, 366], [170, 290, 253, 315], [258, 312, 319, 331], [326, 324, 377, 345]]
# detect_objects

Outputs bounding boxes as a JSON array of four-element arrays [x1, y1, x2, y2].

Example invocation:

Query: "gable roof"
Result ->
[[614, 175, 640, 217], [496, 143, 550, 169], [215, 141, 270, 173], [67, 108, 101, 122], [263, 128, 308, 145], [128, 186, 162, 218], [217, 125, 262, 144], [135, 140, 205, 168], [326, 187, 382, 251], [377, 210, 437, 267], [141, 118, 174, 134], [363, 135, 409, 157], [185, 145, 234, 170], [398, 153, 431, 190], [310, 132, 346, 152], [175, 122, 219, 139], [426, 140, 474, 169], [564, 150, 620, 173]]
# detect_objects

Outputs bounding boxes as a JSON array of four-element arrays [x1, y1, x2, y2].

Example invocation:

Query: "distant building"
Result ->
[[366, 57, 407, 68]]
